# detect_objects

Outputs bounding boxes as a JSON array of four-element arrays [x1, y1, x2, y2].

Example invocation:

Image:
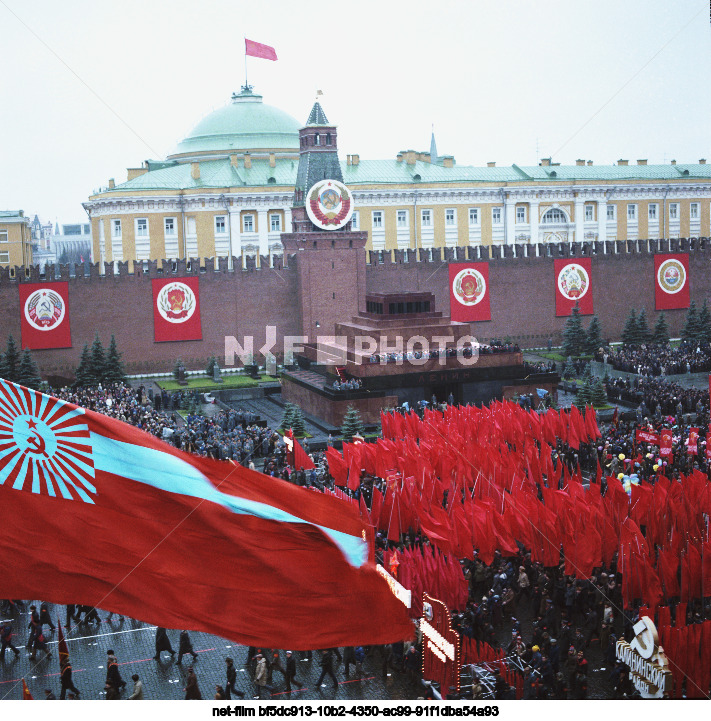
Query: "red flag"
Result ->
[[151, 277, 202, 342], [245, 38, 278, 61], [660, 428, 673, 456], [325, 447, 348, 486], [635, 429, 660, 445], [22, 679, 33, 700], [19, 282, 72, 350], [292, 434, 315, 471], [654, 253, 690, 310], [449, 262, 490, 322], [0, 380, 411, 648], [687, 427, 699, 455], [554, 258, 594, 316]]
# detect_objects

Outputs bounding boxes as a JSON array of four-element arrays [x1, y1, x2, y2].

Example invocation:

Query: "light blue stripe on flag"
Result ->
[[90, 432, 367, 568]]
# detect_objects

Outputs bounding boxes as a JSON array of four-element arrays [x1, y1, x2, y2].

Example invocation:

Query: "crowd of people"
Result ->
[[597, 341, 711, 376]]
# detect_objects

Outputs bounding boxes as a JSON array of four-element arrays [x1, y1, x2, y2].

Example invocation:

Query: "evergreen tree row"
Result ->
[[562, 305, 603, 358], [681, 300, 711, 344], [621, 309, 670, 346], [0, 335, 43, 390], [75, 334, 126, 386]]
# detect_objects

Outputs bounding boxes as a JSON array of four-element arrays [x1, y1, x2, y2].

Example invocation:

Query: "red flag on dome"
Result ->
[[554, 258, 593, 316], [18, 282, 72, 350], [245, 39, 277, 61], [654, 253, 690, 310], [449, 262, 490, 322], [0, 380, 411, 648]]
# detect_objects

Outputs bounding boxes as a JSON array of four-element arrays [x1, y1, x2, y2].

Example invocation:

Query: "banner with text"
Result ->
[[19, 282, 72, 350], [554, 258, 594, 316], [636, 429, 661, 446], [152, 277, 202, 342], [654, 253, 690, 310], [660, 428, 673, 456], [449, 263, 490, 322]]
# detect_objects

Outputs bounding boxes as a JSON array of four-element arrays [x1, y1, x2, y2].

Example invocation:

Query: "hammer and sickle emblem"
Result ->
[[25, 420, 48, 458]]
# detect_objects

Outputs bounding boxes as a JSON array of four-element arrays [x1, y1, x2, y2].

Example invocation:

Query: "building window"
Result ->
[[648, 204, 658, 221], [397, 210, 408, 227], [421, 209, 432, 226], [607, 205, 616, 221], [326, 133, 332, 145], [270, 214, 281, 232], [0, 231, 8, 262], [243, 214, 254, 232], [351, 211, 359, 229], [542, 208, 566, 223], [215, 215, 226, 234], [516, 206, 526, 224], [584, 205, 594, 221], [372, 211, 383, 229], [164, 217, 176, 235], [627, 204, 637, 222], [445, 209, 456, 225], [111, 219, 122, 237], [136, 218, 148, 236], [469, 208, 479, 225], [492, 207, 502, 224], [669, 203, 678, 220], [690, 202, 699, 219]]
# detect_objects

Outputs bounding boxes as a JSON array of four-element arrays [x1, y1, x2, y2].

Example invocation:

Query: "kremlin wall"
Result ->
[[2, 235, 710, 380]]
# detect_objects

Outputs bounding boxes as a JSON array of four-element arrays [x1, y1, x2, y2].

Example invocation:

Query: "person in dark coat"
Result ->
[[105, 652, 126, 691], [224, 657, 244, 699], [0, 622, 20, 659], [285, 651, 303, 692], [316, 648, 338, 689], [184, 667, 202, 699], [39, 603, 56, 632], [154, 627, 176, 661], [177, 630, 198, 664], [105, 681, 120, 700], [60, 659, 80, 699]]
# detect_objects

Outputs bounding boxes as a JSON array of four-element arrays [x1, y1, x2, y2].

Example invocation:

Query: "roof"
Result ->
[[168, 88, 301, 159], [105, 159, 711, 193], [0, 210, 25, 218], [305, 102, 330, 126]]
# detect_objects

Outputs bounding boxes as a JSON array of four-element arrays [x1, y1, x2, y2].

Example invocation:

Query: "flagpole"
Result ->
[[244, 38, 248, 89]]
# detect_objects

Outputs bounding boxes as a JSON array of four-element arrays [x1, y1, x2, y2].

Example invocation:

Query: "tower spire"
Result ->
[[430, 125, 438, 164]]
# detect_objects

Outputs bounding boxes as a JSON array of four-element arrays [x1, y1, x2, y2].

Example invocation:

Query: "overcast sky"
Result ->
[[1, 0, 709, 225]]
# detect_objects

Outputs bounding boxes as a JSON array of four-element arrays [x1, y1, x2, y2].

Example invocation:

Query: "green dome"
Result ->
[[168, 88, 300, 159]]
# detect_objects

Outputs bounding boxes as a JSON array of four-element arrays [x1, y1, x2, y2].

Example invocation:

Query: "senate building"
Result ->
[[83, 86, 711, 267]]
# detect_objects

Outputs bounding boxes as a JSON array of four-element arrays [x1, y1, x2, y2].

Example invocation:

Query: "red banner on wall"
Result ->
[[152, 277, 202, 342], [19, 282, 72, 350], [654, 253, 690, 310], [449, 263, 490, 322], [660, 428, 673, 456], [554, 258, 594, 316]]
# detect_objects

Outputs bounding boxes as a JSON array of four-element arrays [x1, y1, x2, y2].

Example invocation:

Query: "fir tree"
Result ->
[[173, 357, 185, 381], [562, 303, 586, 358], [652, 313, 670, 345], [585, 316, 603, 354], [103, 335, 126, 384], [697, 300, 711, 344], [581, 362, 593, 386], [17, 349, 42, 390], [291, 406, 307, 437], [621, 309, 638, 346], [563, 357, 576, 380], [75, 344, 92, 386], [576, 378, 593, 406], [4, 335, 21, 382], [281, 402, 296, 431], [0, 353, 9, 381], [636, 309, 652, 344], [206, 356, 217, 377], [682, 301, 700, 343], [341, 404, 365, 442], [591, 377, 608, 407], [89, 334, 106, 385]]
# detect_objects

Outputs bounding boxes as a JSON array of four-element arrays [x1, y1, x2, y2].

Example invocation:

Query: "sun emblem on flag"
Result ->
[[306, 179, 354, 230], [557, 263, 589, 301], [452, 268, 486, 306], [0, 380, 96, 503], [24, 288, 66, 331], [657, 259, 685, 294], [157, 282, 196, 324]]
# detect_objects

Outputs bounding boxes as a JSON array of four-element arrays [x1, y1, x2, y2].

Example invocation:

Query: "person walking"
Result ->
[[177, 630, 198, 664], [60, 659, 80, 699], [129, 674, 144, 699], [285, 651, 303, 692], [316, 648, 338, 690], [105, 651, 126, 691], [184, 666, 202, 700], [224, 657, 245, 699], [154, 627, 176, 661], [253, 653, 273, 698], [0, 622, 20, 659]]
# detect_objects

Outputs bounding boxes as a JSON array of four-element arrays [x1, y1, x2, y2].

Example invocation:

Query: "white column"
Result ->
[[597, 199, 607, 243], [283, 207, 293, 234], [505, 197, 516, 245], [257, 209, 269, 258], [229, 210, 241, 260], [574, 198, 585, 244], [529, 201, 539, 245]]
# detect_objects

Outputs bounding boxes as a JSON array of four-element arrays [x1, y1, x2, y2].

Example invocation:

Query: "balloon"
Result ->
[[618, 473, 624, 479], [618, 453, 625, 460], [653, 465, 659, 471]]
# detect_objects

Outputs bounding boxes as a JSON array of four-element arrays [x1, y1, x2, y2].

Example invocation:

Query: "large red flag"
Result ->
[[245, 39, 278, 61], [0, 381, 411, 648], [22, 678, 33, 700], [654, 253, 690, 310], [19, 282, 72, 350], [151, 277, 202, 342], [554, 258, 594, 316], [449, 262, 490, 322]]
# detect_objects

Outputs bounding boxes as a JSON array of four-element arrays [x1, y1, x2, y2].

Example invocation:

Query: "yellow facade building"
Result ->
[[0, 210, 32, 268], [83, 88, 711, 266]]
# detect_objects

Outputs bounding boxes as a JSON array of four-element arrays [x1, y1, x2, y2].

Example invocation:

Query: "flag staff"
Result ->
[[244, 38, 249, 90]]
